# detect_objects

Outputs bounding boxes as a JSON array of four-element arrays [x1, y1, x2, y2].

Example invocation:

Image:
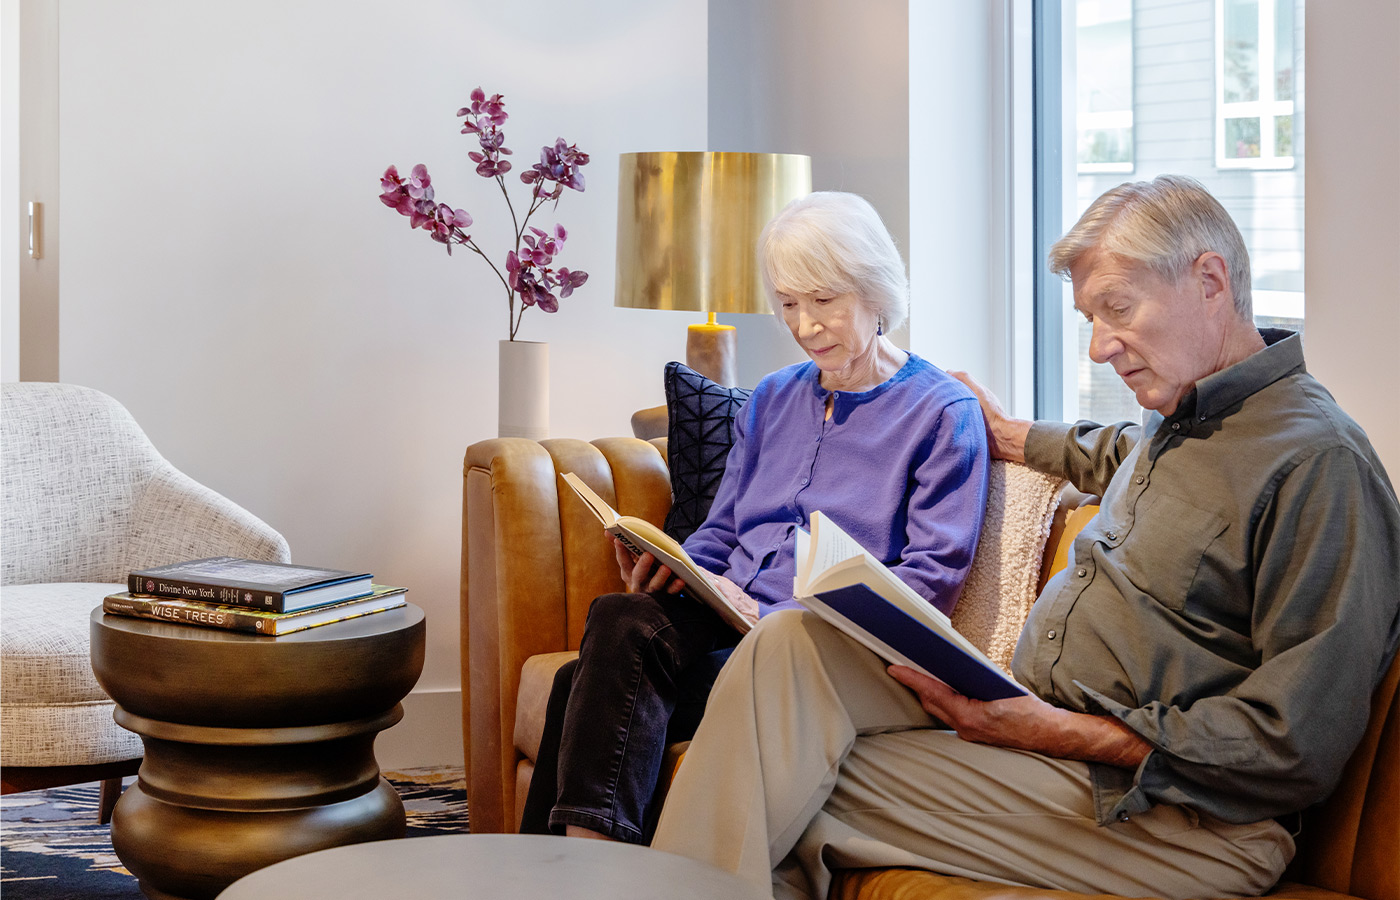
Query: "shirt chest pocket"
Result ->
[[1115, 492, 1228, 612]]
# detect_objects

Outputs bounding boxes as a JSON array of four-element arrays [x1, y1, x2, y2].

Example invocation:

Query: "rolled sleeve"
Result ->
[[1025, 419, 1140, 497]]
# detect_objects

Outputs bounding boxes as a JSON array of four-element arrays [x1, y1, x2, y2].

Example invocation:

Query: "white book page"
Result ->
[[562, 473, 620, 529], [563, 473, 750, 636], [805, 512, 984, 660], [809, 514, 867, 576], [794, 527, 812, 589]]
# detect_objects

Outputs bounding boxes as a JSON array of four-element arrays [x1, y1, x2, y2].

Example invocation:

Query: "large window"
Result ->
[[1035, 0, 1305, 424]]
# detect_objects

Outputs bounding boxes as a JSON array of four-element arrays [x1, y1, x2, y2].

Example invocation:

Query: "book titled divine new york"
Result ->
[[794, 512, 1027, 702], [128, 557, 373, 613]]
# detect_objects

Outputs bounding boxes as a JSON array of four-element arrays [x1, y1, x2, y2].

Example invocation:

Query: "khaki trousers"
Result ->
[[651, 610, 1293, 900]]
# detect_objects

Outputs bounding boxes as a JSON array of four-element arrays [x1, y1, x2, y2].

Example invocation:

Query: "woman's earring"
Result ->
[[877, 316, 884, 336]]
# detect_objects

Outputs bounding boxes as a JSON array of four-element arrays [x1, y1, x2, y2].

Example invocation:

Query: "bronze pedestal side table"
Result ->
[[89, 603, 426, 900]]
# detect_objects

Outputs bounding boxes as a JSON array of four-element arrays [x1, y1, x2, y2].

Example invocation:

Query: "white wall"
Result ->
[[707, 0, 909, 390], [55, 0, 707, 766], [1304, 3, 1400, 479], [908, 3, 1011, 396]]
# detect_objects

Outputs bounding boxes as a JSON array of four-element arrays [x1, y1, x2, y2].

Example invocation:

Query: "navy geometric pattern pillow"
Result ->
[[661, 361, 753, 543]]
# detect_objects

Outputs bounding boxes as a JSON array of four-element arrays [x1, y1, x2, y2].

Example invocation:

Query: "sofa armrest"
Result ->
[[462, 436, 671, 834], [515, 650, 581, 763]]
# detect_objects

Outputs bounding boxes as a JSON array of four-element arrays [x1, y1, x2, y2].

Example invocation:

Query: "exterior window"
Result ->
[[1078, 1, 1134, 174], [1035, 0, 1304, 424], [1217, 0, 1295, 169]]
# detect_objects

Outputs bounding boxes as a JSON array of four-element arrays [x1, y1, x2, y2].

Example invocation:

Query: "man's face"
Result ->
[[1070, 247, 1227, 416]]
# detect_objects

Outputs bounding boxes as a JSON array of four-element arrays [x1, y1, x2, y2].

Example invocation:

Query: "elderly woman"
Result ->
[[519, 191, 990, 843]]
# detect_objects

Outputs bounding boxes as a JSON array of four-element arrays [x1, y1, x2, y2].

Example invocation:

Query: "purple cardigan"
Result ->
[[682, 354, 989, 616]]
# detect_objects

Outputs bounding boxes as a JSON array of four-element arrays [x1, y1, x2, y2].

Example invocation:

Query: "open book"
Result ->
[[562, 472, 752, 634], [795, 511, 1027, 701]]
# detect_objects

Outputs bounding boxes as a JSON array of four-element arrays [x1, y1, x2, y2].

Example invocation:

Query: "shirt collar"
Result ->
[[1168, 328, 1305, 427]]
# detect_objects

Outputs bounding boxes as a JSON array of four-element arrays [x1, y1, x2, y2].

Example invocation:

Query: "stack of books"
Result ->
[[104, 556, 407, 636]]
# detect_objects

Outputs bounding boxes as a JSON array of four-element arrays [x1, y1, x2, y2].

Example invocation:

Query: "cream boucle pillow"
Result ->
[[950, 461, 1066, 675]]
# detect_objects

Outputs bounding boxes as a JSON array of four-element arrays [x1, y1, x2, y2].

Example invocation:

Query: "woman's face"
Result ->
[[779, 289, 881, 378]]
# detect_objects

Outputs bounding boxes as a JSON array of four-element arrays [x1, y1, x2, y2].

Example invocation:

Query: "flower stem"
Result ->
[[498, 176, 521, 245], [466, 238, 518, 339]]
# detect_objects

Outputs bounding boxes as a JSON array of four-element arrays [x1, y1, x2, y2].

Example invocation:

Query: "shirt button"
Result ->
[[832, 392, 839, 398], [1106, 530, 1118, 541], [1171, 422, 1181, 432], [1076, 567, 1087, 578], [1118, 811, 1130, 823], [1135, 476, 1145, 484], [800, 478, 809, 486], [1047, 630, 1057, 640], [815, 435, 821, 443]]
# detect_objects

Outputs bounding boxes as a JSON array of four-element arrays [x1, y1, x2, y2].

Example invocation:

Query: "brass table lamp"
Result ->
[[615, 151, 812, 386]]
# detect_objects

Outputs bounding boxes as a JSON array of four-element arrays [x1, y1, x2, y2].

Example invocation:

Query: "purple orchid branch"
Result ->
[[377, 87, 590, 342]]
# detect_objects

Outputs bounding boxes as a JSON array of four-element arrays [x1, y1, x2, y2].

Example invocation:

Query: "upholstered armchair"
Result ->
[[0, 382, 290, 822]]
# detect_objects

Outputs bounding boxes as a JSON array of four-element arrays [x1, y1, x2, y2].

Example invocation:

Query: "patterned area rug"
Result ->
[[0, 768, 469, 900]]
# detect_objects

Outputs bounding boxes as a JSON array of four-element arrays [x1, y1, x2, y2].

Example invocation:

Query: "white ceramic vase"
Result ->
[[498, 339, 549, 439]]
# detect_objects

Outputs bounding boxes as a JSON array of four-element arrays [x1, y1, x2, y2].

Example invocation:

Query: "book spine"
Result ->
[[126, 574, 288, 612], [103, 596, 268, 635]]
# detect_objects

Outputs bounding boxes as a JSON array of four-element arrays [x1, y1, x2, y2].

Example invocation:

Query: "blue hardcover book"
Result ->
[[128, 557, 373, 613], [794, 512, 1026, 702]]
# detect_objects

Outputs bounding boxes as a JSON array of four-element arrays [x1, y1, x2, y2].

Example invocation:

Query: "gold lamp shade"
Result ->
[[615, 152, 812, 387], [615, 151, 813, 316]]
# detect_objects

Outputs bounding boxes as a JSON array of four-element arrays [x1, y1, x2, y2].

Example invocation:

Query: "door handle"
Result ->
[[28, 201, 42, 259]]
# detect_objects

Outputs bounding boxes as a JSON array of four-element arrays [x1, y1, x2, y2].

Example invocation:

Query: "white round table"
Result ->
[[215, 834, 769, 900]]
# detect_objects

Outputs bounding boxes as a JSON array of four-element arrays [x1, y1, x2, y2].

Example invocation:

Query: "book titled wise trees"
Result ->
[[794, 512, 1027, 702], [104, 585, 408, 636]]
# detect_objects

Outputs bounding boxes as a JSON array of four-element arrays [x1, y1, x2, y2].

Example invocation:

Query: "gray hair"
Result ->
[[758, 192, 909, 332], [1048, 174, 1253, 319]]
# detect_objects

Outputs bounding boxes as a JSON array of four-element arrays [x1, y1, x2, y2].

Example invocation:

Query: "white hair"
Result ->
[[1048, 174, 1253, 319], [757, 192, 909, 331]]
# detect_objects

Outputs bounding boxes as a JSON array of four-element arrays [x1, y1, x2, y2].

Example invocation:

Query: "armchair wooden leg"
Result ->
[[1, 760, 140, 824], [98, 776, 124, 824]]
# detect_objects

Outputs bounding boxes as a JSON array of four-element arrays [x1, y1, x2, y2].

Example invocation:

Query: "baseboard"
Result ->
[[375, 688, 464, 771]]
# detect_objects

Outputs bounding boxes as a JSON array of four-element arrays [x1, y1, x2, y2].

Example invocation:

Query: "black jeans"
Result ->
[[518, 590, 739, 843]]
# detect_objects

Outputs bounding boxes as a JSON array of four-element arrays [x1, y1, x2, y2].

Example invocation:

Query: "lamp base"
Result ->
[[686, 322, 737, 387]]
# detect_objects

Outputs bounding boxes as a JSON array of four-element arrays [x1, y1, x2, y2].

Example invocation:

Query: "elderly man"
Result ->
[[650, 175, 1400, 899]]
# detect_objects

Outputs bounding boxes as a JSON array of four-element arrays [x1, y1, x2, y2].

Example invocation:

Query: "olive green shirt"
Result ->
[[1014, 330, 1400, 826]]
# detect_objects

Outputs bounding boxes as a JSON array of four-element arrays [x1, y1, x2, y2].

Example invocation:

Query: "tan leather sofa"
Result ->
[[462, 435, 1398, 900]]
